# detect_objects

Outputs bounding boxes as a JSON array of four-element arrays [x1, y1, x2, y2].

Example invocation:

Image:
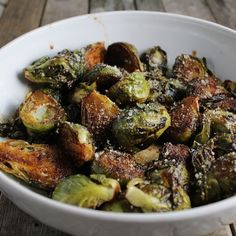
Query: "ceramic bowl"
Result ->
[[0, 11, 236, 236]]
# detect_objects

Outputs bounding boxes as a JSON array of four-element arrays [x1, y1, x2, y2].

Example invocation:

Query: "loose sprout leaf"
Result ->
[[52, 174, 120, 208]]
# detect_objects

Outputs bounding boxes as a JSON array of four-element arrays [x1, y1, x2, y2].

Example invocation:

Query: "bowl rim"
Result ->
[[0, 10, 236, 223]]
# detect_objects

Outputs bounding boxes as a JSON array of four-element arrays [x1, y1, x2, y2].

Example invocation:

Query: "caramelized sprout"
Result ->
[[112, 103, 171, 150], [105, 42, 144, 73], [19, 90, 66, 133], [92, 149, 144, 184], [172, 54, 209, 82], [224, 80, 236, 97], [52, 174, 120, 208], [0, 139, 72, 189], [81, 90, 120, 141], [59, 122, 95, 166], [107, 71, 150, 106], [169, 96, 199, 143]]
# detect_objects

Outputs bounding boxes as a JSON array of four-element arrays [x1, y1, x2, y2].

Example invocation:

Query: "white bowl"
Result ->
[[0, 11, 236, 236]]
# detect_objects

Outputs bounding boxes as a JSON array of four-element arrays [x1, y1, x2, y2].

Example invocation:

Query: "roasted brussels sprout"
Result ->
[[195, 108, 236, 144], [169, 96, 199, 143], [141, 46, 167, 74], [224, 80, 236, 97], [105, 42, 144, 73], [83, 64, 122, 92], [70, 82, 97, 104], [59, 122, 95, 167], [92, 149, 144, 184], [19, 90, 66, 133], [172, 54, 209, 82], [112, 103, 171, 150], [107, 71, 150, 106], [52, 174, 120, 208], [202, 94, 236, 113], [0, 139, 72, 189], [24, 50, 85, 88], [125, 178, 172, 212], [101, 198, 141, 212], [81, 90, 120, 141], [134, 144, 160, 165], [83, 42, 106, 69]]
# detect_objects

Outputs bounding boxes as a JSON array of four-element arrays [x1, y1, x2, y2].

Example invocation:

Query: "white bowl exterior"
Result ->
[[0, 11, 236, 236]]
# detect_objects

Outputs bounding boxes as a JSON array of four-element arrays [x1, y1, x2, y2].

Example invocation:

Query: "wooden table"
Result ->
[[0, 0, 236, 235]]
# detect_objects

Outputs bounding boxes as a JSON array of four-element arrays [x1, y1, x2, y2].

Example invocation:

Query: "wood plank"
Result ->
[[0, 195, 69, 236], [42, 0, 89, 25], [136, 0, 165, 11], [0, 0, 47, 47], [0, 4, 4, 17], [206, 0, 236, 30], [161, 0, 216, 22], [90, 0, 135, 13]]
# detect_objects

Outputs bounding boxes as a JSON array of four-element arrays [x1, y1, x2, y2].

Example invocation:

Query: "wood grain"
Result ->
[[0, 0, 47, 47], [0, 4, 4, 17], [135, 0, 165, 11], [0, 195, 69, 236], [162, 0, 216, 22], [42, 0, 89, 25], [206, 0, 236, 29], [90, 0, 135, 13]]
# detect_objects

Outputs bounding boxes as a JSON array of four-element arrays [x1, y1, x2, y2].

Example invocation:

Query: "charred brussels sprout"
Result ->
[[24, 50, 85, 88], [83, 64, 122, 92], [70, 82, 97, 104], [105, 42, 144, 73], [112, 103, 171, 150], [92, 149, 144, 184], [172, 54, 209, 82], [125, 178, 172, 212], [52, 174, 120, 208], [81, 90, 120, 141], [59, 122, 95, 167], [141, 46, 167, 74], [19, 90, 66, 133], [107, 71, 150, 106], [0, 139, 72, 189], [169, 96, 199, 143], [195, 108, 236, 144]]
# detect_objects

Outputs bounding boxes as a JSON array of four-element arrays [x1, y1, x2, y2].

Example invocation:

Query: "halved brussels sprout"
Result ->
[[125, 178, 172, 212], [24, 50, 85, 88], [172, 186, 191, 211], [59, 122, 95, 167], [83, 64, 122, 92], [195, 108, 236, 144], [107, 71, 150, 106], [112, 103, 171, 150], [0, 139, 72, 189], [19, 90, 66, 133], [52, 174, 120, 208], [141, 46, 167, 74], [172, 54, 209, 82], [92, 149, 144, 184], [224, 80, 236, 97], [134, 145, 160, 165], [81, 90, 120, 141], [105, 42, 144, 73], [169, 96, 199, 143], [101, 198, 141, 212], [84, 42, 106, 69], [70, 82, 97, 104]]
